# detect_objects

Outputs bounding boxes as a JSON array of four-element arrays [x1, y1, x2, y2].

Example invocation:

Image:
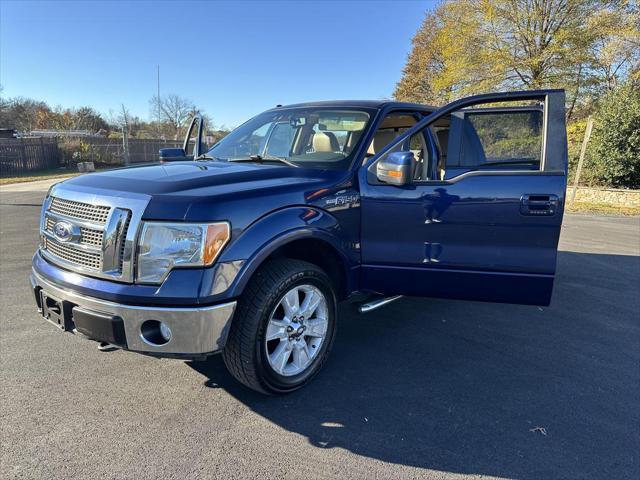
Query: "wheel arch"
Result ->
[[220, 207, 354, 301]]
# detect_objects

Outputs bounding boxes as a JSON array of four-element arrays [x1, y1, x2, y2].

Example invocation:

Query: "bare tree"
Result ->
[[74, 106, 108, 132], [150, 94, 196, 140], [108, 105, 132, 165], [118, 104, 131, 165]]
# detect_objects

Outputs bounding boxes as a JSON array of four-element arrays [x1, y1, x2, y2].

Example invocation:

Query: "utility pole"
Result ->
[[121, 104, 130, 166], [157, 65, 162, 140]]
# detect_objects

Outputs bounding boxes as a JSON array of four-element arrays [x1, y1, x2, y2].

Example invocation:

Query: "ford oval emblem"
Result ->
[[53, 221, 74, 242]]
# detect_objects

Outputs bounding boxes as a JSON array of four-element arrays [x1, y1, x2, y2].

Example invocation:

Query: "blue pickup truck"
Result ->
[[31, 90, 568, 393]]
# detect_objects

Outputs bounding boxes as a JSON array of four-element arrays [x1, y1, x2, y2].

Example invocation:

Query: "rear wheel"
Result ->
[[222, 259, 337, 394]]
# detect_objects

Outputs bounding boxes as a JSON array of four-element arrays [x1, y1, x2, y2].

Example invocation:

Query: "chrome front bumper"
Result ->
[[30, 269, 237, 357]]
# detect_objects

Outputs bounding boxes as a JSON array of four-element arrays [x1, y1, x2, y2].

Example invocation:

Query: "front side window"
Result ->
[[442, 109, 543, 172], [371, 103, 546, 183], [431, 108, 544, 180], [461, 110, 543, 168], [207, 108, 372, 170]]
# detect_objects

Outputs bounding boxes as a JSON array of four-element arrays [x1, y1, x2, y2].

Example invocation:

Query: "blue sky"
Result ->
[[1, 0, 434, 127]]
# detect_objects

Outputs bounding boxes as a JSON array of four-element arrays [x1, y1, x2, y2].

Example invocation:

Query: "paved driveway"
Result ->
[[1, 182, 639, 479]]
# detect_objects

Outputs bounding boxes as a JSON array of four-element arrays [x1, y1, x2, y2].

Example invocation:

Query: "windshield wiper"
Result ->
[[228, 154, 298, 168]]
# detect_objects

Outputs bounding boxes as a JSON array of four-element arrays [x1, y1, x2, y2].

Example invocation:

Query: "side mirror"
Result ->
[[376, 151, 414, 186], [159, 148, 190, 163]]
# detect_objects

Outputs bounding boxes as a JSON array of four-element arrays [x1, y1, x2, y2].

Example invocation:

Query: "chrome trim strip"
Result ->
[[45, 210, 105, 231], [102, 208, 130, 273], [358, 295, 403, 313], [31, 269, 237, 354], [39, 196, 53, 234]]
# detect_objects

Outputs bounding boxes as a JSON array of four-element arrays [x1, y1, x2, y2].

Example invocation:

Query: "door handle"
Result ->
[[520, 194, 559, 216]]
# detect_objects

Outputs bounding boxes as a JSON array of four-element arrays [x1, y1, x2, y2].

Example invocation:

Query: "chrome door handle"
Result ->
[[520, 194, 559, 216]]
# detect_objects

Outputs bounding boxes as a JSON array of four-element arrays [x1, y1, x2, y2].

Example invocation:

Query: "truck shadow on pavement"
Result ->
[[189, 251, 639, 479]]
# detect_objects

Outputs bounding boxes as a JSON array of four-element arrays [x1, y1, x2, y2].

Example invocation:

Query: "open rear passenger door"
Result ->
[[358, 90, 568, 306]]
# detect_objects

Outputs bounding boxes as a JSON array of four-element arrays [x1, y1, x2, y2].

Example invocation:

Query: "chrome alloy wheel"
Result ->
[[264, 284, 328, 377]]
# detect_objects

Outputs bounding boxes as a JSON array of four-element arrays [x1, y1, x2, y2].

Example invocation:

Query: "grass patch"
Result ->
[[567, 200, 640, 216], [0, 169, 80, 186]]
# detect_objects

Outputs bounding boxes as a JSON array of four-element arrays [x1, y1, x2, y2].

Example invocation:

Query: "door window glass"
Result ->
[[408, 132, 431, 181], [456, 110, 543, 170], [370, 98, 553, 184]]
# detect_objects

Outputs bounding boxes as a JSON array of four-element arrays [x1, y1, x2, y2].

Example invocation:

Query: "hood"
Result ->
[[62, 161, 349, 222], [64, 161, 328, 195]]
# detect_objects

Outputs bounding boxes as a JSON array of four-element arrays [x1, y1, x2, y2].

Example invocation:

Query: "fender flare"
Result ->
[[218, 206, 352, 298]]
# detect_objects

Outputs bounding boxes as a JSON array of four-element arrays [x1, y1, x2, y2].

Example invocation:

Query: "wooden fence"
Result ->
[[0, 138, 60, 176], [72, 138, 182, 166], [0, 137, 183, 176]]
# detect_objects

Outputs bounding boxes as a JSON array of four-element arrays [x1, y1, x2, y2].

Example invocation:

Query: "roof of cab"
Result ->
[[268, 100, 437, 112]]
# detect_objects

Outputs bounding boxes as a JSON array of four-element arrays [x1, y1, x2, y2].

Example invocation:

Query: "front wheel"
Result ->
[[222, 259, 337, 394]]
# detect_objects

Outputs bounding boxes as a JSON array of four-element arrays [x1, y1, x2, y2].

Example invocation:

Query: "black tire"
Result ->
[[222, 258, 337, 394]]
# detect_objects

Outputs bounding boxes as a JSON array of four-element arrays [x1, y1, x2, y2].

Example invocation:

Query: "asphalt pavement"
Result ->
[[1, 181, 639, 479]]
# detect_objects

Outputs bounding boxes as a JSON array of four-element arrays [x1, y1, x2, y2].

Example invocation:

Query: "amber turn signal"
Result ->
[[204, 223, 231, 265]]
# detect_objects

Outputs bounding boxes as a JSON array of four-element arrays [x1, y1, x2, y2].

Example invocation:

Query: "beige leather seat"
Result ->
[[367, 129, 399, 156], [312, 131, 340, 152], [345, 130, 363, 153]]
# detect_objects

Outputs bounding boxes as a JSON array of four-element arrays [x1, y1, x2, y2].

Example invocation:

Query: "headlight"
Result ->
[[136, 222, 230, 284]]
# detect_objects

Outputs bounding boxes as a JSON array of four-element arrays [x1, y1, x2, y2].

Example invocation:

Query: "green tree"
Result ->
[[394, 12, 445, 103], [394, 0, 640, 119], [585, 83, 640, 188], [587, 3, 640, 92]]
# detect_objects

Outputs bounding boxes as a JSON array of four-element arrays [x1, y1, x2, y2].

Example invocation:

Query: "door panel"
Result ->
[[360, 173, 565, 304], [358, 90, 568, 306]]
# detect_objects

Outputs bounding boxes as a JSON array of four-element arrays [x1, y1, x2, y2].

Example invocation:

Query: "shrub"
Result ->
[[585, 84, 640, 189]]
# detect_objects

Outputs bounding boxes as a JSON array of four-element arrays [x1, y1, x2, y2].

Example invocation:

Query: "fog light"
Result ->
[[159, 322, 172, 342], [140, 320, 172, 346]]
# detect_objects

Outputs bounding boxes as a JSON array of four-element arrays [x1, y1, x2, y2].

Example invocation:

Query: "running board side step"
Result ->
[[358, 295, 403, 313]]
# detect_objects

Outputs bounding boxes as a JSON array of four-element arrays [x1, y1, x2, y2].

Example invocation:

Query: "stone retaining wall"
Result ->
[[571, 187, 640, 207]]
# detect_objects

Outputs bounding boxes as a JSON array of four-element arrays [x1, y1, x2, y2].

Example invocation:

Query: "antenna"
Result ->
[[157, 65, 161, 121]]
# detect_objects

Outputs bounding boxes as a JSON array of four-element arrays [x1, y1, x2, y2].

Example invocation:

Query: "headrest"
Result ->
[[367, 130, 398, 155], [313, 131, 340, 152]]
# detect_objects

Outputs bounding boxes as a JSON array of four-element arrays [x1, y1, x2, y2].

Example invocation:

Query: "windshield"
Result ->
[[207, 108, 372, 170]]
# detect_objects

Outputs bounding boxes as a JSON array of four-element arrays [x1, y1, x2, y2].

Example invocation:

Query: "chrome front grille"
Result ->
[[80, 228, 104, 247], [43, 237, 102, 270], [49, 197, 111, 224], [40, 192, 140, 281]]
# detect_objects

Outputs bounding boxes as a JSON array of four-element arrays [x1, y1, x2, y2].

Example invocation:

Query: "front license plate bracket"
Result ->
[[40, 291, 74, 331]]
